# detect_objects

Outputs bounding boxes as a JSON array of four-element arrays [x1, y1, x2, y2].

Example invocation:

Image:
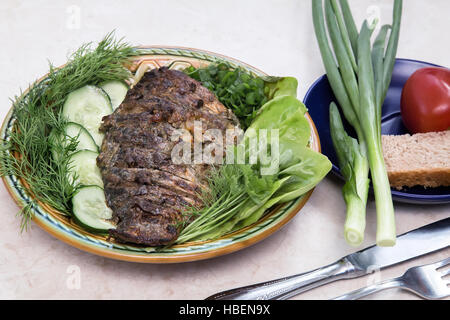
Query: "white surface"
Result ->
[[0, 0, 449, 300]]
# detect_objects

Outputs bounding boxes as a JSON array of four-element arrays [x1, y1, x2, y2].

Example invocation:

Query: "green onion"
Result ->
[[338, 0, 359, 56], [312, 0, 403, 246], [330, 0, 358, 74], [329, 103, 368, 246], [184, 63, 268, 128], [358, 20, 396, 246]]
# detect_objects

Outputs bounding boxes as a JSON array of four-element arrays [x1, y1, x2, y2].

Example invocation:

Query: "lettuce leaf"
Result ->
[[177, 75, 332, 243]]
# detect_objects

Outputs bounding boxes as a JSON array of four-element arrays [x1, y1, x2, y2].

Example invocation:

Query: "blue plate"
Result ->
[[304, 58, 450, 205]]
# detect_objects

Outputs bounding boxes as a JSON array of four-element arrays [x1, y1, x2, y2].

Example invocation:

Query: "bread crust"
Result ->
[[382, 131, 450, 189], [387, 168, 450, 190]]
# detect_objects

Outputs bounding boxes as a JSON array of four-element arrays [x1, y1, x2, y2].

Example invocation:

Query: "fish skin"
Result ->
[[98, 67, 238, 246]]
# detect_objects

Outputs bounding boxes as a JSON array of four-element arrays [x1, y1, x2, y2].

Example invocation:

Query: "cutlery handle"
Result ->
[[332, 278, 404, 300], [206, 258, 359, 300]]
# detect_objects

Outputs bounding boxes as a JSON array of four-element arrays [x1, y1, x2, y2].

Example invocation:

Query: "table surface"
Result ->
[[0, 0, 449, 300]]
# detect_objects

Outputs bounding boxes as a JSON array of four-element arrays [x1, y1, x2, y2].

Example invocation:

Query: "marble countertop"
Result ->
[[0, 0, 449, 300]]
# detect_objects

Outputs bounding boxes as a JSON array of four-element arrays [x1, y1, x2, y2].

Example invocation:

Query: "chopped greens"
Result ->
[[184, 63, 268, 128]]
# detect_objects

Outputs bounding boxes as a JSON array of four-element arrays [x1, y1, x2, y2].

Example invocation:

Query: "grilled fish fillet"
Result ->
[[97, 67, 238, 246]]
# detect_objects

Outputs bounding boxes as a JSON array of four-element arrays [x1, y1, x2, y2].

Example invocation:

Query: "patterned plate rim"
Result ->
[[1, 46, 322, 263]]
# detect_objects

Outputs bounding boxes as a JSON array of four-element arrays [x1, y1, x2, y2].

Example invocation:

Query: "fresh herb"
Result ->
[[176, 80, 331, 244], [176, 165, 247, 243], [184, 63, 268, 128], [312, 0, 402, 246], [0, 32, 136, 230]]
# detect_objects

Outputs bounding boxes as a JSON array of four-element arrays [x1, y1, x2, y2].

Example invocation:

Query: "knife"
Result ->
[[206, 217, 450, 300]]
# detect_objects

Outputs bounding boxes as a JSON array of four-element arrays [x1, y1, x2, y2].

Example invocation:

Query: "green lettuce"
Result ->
[[176, 76, 332, 243]]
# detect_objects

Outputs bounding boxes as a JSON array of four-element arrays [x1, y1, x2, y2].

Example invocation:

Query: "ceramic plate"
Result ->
[[1, 46, 321, 263], [304, 58, 450, 205]]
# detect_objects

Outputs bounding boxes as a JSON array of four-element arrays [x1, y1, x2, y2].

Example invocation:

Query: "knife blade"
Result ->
[[347, 217, 450, 271], [206, 217, 450, 300]]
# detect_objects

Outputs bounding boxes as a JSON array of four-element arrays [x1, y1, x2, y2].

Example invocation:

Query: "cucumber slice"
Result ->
[[100, 80, 128, 110], [50, 122, 98, 159], [68, 150, 103, 188], [63, 122, 98, 152], [62, 85, 113, 146], [72, 185, 115, 232]]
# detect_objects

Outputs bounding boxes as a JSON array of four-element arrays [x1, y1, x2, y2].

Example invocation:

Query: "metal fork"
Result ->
[[333, 257, 450, 300]]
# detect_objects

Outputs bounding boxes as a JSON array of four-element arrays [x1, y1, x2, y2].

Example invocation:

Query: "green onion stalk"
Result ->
[[329, 103, 369, 246], [312, 0, 403, 246]]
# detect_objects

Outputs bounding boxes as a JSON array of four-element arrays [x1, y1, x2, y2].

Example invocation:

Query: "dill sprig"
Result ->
[[0, 32, 137, 231], [176, 165, 247, 243]]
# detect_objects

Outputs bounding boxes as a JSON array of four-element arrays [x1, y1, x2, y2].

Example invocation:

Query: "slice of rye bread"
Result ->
[[381, 131, 450, 189]]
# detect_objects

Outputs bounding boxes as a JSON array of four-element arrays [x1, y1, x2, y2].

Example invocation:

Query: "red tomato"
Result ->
[[400, 67, 450, 133]]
